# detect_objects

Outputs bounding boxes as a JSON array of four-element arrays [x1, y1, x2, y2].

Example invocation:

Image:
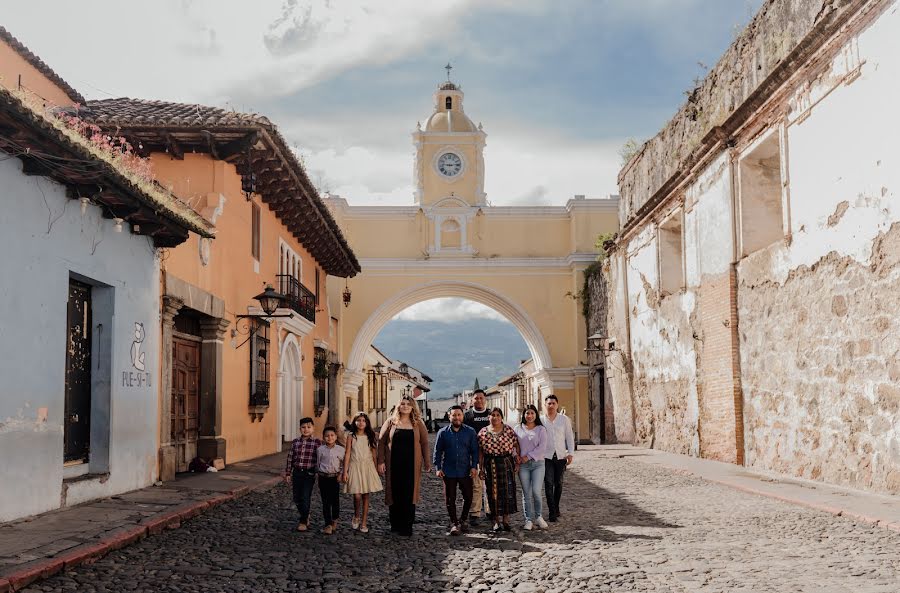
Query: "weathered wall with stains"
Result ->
[[0, 157, 161, 521], [738, 5, 900, 493], [606, 0, 900, 494], [617, 0, 873, 225]]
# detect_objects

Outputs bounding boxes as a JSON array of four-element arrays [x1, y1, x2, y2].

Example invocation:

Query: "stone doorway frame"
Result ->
[[159, 276, 229, 482]]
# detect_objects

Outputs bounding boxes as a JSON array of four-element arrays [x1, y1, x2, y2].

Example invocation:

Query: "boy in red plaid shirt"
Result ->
[[284, 415, 324, 531]]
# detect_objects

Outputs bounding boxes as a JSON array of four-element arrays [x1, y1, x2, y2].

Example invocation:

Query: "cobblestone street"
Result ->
[[21, 448, 900, 593]]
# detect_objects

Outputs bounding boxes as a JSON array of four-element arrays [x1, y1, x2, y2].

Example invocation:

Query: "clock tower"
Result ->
[[412, 77, 487, 207]]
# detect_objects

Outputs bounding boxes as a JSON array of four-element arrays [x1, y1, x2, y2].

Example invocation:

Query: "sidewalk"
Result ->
[[0, 453, 285, 592], [579, 444, 900, 531]]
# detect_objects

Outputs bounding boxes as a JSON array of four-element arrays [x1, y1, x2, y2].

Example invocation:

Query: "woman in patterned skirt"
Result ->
[[478, 408, 520, 532]]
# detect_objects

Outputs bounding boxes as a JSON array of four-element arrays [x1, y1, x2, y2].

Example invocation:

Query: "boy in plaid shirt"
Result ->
[[284, 416, 323, 531]]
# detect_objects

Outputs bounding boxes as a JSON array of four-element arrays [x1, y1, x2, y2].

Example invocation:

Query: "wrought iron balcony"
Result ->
[[276, 274, 316, 323]]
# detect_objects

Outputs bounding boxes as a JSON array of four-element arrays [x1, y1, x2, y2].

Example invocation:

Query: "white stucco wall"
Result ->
[[0, 157, 162, 521]]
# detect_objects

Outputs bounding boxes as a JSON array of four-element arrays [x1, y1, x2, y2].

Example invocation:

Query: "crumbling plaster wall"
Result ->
[[622, 225, 698, 455], [603, 252, 635, 444], [618, 0, 874, 225], [738, 6, 900, 493]]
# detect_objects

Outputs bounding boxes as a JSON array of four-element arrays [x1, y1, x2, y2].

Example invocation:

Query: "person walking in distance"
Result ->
[[541, 394, 574, 522], [433, 405, 479, 536], [514, 405, 548, 531], [463, 389, 491, 525]]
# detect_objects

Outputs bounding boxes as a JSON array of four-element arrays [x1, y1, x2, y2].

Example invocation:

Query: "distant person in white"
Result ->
[[541, 394, 574, 522]]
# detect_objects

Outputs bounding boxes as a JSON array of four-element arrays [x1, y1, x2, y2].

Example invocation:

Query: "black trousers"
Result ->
[[291, 468, 316, 522], [543, 458, 567, 517], [442, 475, 473, 525], [318, 475, 340, 524]]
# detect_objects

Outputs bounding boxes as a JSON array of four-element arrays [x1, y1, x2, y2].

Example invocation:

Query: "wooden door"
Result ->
[[64, 279, 92, 463], [171, 337, 200, 472]]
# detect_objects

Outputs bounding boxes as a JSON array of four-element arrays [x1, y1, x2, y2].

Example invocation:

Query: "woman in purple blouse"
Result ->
[[514, 405, 548, 530]]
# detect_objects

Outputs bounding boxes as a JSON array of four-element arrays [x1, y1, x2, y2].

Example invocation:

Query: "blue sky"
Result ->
[[2, 0, 761, 206]]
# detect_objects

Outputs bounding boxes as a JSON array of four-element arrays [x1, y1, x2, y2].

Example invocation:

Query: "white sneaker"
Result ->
[[523, 520, 533, 531], [535, 517, 549, 529]]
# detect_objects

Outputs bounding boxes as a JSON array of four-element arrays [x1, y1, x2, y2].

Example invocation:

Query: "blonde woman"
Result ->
[[377, 395, 431, 536]]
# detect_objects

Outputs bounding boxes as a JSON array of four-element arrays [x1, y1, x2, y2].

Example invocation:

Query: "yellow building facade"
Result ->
[[327, 80, 619, 442]]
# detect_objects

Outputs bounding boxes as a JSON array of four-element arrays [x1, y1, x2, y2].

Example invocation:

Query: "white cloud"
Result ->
[[392, 298, 508, 323]]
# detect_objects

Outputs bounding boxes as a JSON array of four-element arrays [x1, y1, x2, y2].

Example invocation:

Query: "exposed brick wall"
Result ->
[[696, 270, 743, 464]]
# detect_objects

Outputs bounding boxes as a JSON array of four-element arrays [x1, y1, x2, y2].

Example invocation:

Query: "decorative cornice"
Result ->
[[358, 256, 597, 270]]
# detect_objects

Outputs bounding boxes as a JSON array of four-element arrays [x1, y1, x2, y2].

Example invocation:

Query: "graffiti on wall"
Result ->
[[122, 322, 152, 388]]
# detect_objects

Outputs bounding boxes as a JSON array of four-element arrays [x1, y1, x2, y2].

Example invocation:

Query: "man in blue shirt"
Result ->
[[433, 405, 479, 535]]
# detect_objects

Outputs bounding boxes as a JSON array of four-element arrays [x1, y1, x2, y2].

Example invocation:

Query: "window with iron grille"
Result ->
[[517, 383, 527, 410], [250, 319, 270, 406], [314, 347, 328, 410]]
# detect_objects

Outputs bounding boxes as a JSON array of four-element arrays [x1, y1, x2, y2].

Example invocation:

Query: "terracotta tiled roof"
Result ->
[[85, 98, 272, 128], [0, 86, 213, 247], [0, 26, 86, 105], [82, 98, 360, 277]]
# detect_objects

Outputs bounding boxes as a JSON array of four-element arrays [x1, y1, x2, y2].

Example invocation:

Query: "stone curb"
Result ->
[[0, 475, 282, 592], [705, 477, 900, 532]]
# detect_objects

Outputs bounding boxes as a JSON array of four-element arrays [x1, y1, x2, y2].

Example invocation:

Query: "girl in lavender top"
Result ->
[[514, 405, 548, 531]]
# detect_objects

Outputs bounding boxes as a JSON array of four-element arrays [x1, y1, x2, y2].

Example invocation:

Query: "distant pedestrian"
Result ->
[[463, 389, 492, 524], [541, 394, 575, 522], [377, 395, 431, 536], [515, 405, 548, 531], [433, 405, 479, 536], [316, 426, 345, 534], [342, 412, 383, 534], [478, 408, 520, 532], [284, 417, 323, 532]]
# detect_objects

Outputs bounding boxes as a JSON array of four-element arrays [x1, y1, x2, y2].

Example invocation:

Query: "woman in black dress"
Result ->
[[377, 396, 431, 535]]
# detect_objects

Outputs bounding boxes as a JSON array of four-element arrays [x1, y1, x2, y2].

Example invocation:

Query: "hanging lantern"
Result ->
[[342, 280, 352, 307], [242, 146, 257, 199]]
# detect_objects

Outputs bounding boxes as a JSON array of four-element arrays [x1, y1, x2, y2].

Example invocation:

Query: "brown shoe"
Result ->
[[321, 525, 333, 535], [297, 522, 308, 532], [448, 524, 460, 536]]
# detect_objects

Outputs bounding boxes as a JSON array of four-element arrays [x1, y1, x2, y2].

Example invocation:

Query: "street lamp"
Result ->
[[584, 332, 616, 352], [234, 284, 294, 348]]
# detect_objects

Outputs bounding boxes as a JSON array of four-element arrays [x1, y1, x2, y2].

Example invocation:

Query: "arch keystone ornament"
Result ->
[[325, 75, 619, 443]]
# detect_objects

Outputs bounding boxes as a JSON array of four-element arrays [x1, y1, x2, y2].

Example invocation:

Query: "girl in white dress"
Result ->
[[342, 412, 383, 533]]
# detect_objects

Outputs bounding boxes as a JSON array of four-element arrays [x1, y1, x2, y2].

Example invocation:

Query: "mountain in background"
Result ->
[[373, 318, 530, 402]]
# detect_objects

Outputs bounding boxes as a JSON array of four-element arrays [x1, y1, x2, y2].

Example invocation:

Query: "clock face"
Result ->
[[437, 152, 463, 177]]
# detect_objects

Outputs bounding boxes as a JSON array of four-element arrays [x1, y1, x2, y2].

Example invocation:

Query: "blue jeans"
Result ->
[[518, 459, 545, 521]]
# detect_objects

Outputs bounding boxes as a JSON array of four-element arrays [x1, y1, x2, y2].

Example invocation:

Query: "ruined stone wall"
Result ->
[[739, 226, 900, 493], [603, 252, 635, 445], [618, 0, 875, 226], [737, 3, 900, 494], [618, 226, 701, 456]]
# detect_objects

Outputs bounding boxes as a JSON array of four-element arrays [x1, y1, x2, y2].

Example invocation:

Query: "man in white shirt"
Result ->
[[540, 394, 574, 522]]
